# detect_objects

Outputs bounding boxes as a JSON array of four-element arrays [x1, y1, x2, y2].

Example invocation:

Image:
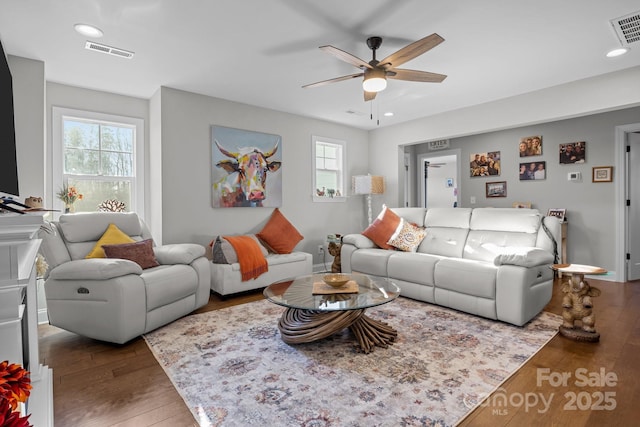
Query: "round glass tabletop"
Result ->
[[263, 273, 400, 311]]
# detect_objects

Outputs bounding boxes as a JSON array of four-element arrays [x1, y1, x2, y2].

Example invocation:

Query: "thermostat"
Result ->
[[568, 172, 581, 181]]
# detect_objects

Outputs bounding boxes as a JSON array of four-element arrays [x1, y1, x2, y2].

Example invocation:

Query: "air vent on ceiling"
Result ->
[[84, 41, 134, 59], [610, 11, 640, 47]]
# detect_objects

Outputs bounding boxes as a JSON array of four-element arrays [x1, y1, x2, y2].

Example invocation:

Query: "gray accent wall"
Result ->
[[155, 87, 369, 263]]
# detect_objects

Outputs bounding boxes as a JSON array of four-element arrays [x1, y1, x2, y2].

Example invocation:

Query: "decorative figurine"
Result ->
[[560, 273, 602, 342]]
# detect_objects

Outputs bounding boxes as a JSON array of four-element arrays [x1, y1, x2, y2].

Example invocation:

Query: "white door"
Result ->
[[628, 132, 640, 281], [417, 151, 460, 209]]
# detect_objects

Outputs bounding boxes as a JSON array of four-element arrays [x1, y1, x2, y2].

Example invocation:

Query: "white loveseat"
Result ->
[[39, 212, 210, 344], [341, 207, 561, 326], [210, 252, 312, 296]]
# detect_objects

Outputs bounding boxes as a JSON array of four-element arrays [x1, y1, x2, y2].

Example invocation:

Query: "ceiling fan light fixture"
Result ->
[[363, 68, 387, 92]]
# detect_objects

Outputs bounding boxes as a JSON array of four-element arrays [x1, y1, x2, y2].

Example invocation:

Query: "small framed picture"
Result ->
[[486, 181, 507, 198], [469, 151, 501, 177], [559, 141, 586, 164], [519, 135, 542, 157], [519, 161, 546, 180], [592, 166, 613, 183], [547, 208, 566, 222], [446, 178, 454, 187]]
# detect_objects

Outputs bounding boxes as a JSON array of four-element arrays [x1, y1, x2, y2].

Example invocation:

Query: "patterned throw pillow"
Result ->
[[387, 219, 427, 252]]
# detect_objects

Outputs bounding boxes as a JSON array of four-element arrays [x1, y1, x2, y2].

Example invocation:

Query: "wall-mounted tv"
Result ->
[[0, 37, 19, 198]]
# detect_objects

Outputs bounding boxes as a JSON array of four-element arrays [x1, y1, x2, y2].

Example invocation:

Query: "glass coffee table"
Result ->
[[263, 273, 400, 353]]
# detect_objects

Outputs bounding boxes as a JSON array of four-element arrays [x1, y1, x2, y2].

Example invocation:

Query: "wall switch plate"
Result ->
[[470, 196, 476, 204], [317, 245, 324, 255]]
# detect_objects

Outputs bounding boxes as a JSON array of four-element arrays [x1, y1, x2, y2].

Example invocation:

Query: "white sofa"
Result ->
[[341, 207, 561, 326], [210, 252, 312, 296], [39, 212, 210, 344]]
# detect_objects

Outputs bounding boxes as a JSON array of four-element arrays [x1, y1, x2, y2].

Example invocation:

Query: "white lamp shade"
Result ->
[[352, 175, 385, 195]]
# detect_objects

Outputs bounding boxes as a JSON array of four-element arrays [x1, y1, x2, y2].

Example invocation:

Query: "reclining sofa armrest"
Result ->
[[154, 243, 206, 265], [342, 233, 377, 249], [493, 247, 555, 268], [49, 258, 143, 280]]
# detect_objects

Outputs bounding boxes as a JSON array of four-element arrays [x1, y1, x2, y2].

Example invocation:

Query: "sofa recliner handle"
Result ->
[[77, 287, 90, 294]]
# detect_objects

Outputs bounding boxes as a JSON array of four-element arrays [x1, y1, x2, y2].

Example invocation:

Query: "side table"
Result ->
[[551, 264, 606, 342], [327, 234, 342, 273]]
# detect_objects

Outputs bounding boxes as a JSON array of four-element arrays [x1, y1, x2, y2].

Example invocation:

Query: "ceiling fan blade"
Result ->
[[302, 73, 364, 89], [364, 91, 376, 102], [379, 33, 444, 69], [320, 45, 373, 69], [388, 69, 447, 83]]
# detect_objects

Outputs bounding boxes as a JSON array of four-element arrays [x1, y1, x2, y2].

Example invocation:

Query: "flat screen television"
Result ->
[[0, 37, 19, 198]]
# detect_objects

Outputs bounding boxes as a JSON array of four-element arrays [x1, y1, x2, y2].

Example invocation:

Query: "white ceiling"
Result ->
[[1, 0, 639, 130]]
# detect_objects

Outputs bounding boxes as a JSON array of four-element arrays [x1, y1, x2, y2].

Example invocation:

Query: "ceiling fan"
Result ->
[[303, 33, 447, 101]]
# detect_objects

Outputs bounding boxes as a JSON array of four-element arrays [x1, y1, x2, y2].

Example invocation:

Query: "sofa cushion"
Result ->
[[464, 230, 538, 263], [86, 223, 136, 259], [212, 235, 268, 264], [141, 264, 198, 311], [59, 212, 143, 243], [418, 227, 469, 258], [387, 219, 427, 252], [50, 258, 143, 280], [424, 208, 472, 228], [434, 258, 497, 299], [470, 208, 540, 233], [362, 206, 401, 250], [256, 208, 303, 254], [350, 248, 395, 277], [103, 239, 160, 269], [387, 252, 443, 286]]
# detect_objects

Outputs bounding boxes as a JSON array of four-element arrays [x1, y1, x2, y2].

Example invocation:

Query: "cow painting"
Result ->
[[211, 127, 282, 208]]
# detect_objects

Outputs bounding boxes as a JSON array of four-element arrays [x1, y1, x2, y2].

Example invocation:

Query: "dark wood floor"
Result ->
[[38, 277, 639, 427]]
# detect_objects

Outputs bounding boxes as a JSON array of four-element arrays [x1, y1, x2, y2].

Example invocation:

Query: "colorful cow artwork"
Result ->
[[211, 126, 283, 208]]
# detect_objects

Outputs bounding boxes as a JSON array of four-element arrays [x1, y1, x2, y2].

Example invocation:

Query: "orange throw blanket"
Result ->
[[223, 235, 269, 281]]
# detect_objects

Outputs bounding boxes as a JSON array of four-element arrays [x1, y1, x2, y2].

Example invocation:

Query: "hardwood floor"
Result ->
[[39, 278, 639, 426]]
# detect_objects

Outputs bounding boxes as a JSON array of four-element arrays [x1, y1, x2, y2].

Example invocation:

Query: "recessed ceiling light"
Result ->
[[74, 23, 104, 38], [606, 47, 629, 58], [384, 112, 394, 117]]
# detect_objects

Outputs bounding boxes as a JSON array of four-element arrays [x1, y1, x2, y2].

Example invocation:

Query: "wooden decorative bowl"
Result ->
[[322, 274, 350, 288]]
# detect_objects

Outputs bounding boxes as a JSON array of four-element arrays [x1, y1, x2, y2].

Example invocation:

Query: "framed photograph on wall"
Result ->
[[486, 181, 507, 198], [592, 166, 613, 183], [470, 151, 501, 177], [519, 161, 546, 180], [559, 141, 586, 164], [547, 208, 566, 222], [519, 135, 542, 157]]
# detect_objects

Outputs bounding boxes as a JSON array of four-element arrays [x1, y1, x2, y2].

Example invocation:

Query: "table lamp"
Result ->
[[352, 174, 385, 224]]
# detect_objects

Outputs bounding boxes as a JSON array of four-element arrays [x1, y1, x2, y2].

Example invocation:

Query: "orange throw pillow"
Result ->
[[362, 206, 401, 249], [256, 208, 303, 254]]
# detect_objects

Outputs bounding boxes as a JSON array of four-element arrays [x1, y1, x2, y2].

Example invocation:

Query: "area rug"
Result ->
[[144, 298, 561, 426]]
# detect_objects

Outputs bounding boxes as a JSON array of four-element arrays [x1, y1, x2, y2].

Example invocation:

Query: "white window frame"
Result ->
[[312, 135, 347, 203], [52, 107, 145, 218]]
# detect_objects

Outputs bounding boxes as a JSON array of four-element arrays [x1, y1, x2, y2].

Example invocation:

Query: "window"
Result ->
[[312, 135, 346, 202], [52, 107, 144, 216]]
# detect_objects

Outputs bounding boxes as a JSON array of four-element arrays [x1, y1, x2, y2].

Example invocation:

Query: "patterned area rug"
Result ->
[[144, 297, 561, 426]]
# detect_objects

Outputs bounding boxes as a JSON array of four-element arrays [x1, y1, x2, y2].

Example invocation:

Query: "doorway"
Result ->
[[417, 150, 461, 209], [615, 123, 640, 282]]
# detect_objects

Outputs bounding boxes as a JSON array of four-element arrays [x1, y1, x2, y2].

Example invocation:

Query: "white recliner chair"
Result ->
[[39, 212, 210, 344]]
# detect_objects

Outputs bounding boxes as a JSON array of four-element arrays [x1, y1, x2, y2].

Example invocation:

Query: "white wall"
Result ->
[[369, 66, 640, 274], [156, 87, 370, 264]]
